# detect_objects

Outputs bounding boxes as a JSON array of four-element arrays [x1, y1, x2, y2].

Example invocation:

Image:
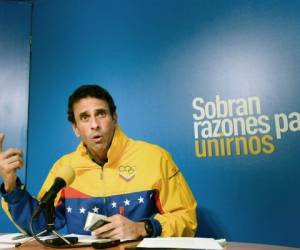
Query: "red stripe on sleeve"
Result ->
[[154, 189, 164, 214]]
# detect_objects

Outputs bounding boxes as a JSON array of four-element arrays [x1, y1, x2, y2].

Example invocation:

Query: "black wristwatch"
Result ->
[[144, 220, 154, 237]]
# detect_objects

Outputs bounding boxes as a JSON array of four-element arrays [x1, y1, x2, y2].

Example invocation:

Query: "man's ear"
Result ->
[[113, 113, 118, 125], [72, 123, 80, 138]]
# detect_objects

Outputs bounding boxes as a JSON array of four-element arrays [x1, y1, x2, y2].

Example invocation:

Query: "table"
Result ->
[[224, 242, 300, 250], [1, 241, 298, 250]]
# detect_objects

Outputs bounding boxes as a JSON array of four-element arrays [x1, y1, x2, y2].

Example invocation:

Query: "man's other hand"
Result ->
[[91, 214, 147, 240], [0, 133, 23, 192]]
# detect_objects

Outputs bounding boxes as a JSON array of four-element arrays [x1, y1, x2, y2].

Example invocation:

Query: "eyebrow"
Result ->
[[78, 108, 108, 118], [79, 111, 89, 119], [95, 108, 108, 113]]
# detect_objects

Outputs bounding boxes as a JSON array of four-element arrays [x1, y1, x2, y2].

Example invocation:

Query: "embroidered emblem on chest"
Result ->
[[119, 165, 136, 181]]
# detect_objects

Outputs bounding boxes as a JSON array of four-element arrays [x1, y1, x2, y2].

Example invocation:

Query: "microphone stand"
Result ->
[[29, 202, 74, 248]]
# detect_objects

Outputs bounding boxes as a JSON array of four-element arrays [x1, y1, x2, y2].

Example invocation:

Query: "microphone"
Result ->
[[32, 166, 75, 218]]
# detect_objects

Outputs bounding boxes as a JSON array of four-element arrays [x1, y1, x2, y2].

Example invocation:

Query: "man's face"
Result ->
[[72, 97, 117, 159]]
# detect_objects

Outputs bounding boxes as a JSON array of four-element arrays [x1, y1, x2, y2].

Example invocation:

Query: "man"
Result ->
[[0, 85, 197, 239]]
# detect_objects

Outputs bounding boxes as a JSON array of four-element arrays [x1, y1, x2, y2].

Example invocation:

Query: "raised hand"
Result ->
[[0, 133, 23, 192]]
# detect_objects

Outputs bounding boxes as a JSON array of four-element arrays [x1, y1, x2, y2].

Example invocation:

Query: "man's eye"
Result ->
[[80, 115, 89, 121], [97, 111, 107, 117]]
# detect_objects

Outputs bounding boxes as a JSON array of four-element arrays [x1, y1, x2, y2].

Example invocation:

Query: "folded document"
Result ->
[[137, 237, 223, 249]]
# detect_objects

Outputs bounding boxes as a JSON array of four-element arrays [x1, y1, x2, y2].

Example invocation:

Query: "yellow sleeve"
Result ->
[[1, 197, 27, 234], [154, 153, 198, 237]]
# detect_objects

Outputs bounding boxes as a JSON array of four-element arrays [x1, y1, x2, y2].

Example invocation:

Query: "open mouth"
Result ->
[[91, 134, 103, 142]]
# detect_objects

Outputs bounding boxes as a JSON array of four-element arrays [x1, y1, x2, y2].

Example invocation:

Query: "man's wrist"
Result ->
[[1, 177, 20, 195], [137, 221, 148, 237], [4, 181, 17, 193], [143, 220, 154, 237]]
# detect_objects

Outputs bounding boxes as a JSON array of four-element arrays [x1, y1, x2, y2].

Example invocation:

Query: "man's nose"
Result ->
[[90, 116, 100, 129]]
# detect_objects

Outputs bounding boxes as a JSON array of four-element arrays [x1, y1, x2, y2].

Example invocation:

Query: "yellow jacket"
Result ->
[[2, 126, 197, 236]]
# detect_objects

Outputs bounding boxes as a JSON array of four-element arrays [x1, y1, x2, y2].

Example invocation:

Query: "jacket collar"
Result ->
[[76, 125, 129, 166]]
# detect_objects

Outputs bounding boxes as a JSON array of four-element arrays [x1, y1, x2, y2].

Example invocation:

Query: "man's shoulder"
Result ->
[[130, 138, 171, 159], [54, 147, 83, 165], [129, 139, 179, 174]]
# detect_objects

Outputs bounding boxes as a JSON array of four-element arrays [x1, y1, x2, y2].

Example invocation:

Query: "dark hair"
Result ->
[[67, 84, 116, 123]]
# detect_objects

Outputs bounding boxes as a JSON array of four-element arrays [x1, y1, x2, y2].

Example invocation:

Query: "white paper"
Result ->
[[0, 233, 83, 246], [84, 212, 108, 231], [0, 233, 30, 249], [0, 243, 15, 249], [0, 233, 30, 243], [138, 237, 223, 249]]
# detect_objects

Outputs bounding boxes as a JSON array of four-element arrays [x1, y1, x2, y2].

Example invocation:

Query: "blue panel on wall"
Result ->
[[0, 1, 31, 232], [28, 0, 299, 247]]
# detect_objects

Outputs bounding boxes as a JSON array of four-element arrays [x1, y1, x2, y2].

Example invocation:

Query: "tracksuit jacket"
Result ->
[[1, 126, 197, 237]]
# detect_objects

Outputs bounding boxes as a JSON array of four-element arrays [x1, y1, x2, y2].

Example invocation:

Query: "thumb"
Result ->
[[0, 133, 4, 152]]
